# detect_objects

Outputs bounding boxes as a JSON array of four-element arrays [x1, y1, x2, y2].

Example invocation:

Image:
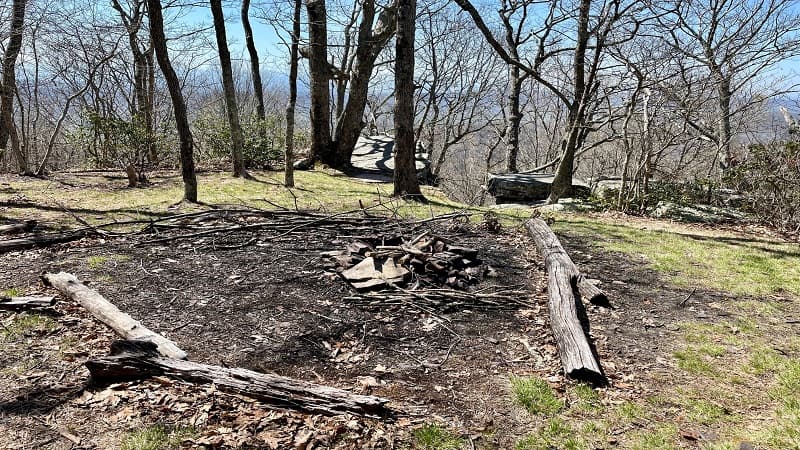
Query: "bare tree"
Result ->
[[393, 0, 423, 199], [0, 0, 28, 173], [305, 0, 333, 165], [146, 0, 198, 202], [284, 0, 301, 187], [210, 0, 247, 178], [454, 0, 641, 203], [241, 0, 267, 149], [655, 0, 800, 173]]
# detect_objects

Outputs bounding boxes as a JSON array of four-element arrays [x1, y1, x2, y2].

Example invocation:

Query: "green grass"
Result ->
[[119, 424, 195, 450], [87, 255, 109, 269], [1, 313, 57, 340], [515, 418, 583, 450], [554, 217, 800, 296], [673, 348, 719, 377], [0, 170, 531, 229], [510, 376, 563, 416], [571, 383, 602, 412], [411, 424, 464, 450], [1, 287, 22, 298], [630, 424, 678, 450]]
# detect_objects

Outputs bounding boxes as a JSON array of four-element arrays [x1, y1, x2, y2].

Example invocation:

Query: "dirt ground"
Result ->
[[0, 196, 787, 449]]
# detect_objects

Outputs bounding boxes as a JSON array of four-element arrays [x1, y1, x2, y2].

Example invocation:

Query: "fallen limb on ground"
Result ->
[[0, 230, 87, 254], [525, 218, 607, 385], [0, 295, 55, 310], [0, 220, 36, 235], [42, 272, 187, 359], [87, 340, 394, 419]]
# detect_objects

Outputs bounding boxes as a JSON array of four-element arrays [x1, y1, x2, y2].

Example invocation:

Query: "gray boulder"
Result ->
[[486, 173, 590, 204]]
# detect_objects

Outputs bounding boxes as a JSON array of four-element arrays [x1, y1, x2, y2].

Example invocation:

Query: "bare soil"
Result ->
[[0, 205, 770, 449]]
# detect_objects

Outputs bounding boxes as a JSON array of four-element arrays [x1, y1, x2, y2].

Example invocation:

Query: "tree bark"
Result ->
[[392, 0, 423, 199], [0, 230, 87, 254], [306, 0, 332, 167], [241, 0, 267, 150], [285, 0, 301, 187], [0, 219, 35, 234], [548, 0, 591, 204], [87, 339, 394, 418], [330, 2, 396, 169], [147, 0, 198, 202], [0, 0, 28, 174], [211, 0, 247, 178], [525, 218, 606, 384], [0, 295, 54, 310], [43, 272, 187, 359], [504, 64, 522, 173]]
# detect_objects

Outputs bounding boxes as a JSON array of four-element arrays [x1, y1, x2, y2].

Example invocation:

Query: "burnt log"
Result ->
[[42, 272, 187, 359], [0, 230, 86, 253], [0, 295, 55, 310], [525, 218, 606, 384], [86, 340, 393, 418], [0, 220, 36, 235]]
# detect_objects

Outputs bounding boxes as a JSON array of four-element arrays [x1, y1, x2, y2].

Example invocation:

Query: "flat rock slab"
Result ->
[[341, 256, 410, 290], [486, 173, 590, 203], [652, 201, 748, 223], [351, 135, 429, 175]]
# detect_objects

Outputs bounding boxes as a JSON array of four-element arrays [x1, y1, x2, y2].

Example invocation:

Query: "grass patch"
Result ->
[[119, 424, 195, 450], [617, 400, 647, 421], [510, 376, 563, 416], [0, 170, 531, 229], [2, 313, 57, 340], [571, 383, 602, 412], [746, 346, 785, 376], [630, 424, 678, 450], [515, 418, 583, 450], [1, 287, 22, 297], [683, 398, 733, 425], [412, 423, 464, 450], [87, 255, 109, 269], [673, 348, 719, 377], [554, 217, 800, 296]]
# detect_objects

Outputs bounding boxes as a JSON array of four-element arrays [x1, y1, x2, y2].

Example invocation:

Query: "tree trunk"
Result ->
[[87, 340, 394, 418], [43, 272, 187, 359], [211, 0, 247, 178], [331, 1, 396, 170], [285, 0, 301, 187], [547, 0, 590, 204], [0, 0, 28, 174], [392, 0, 423, 199], [716, 76, 733, 173], [241, 0, 267, 151], [147, 0, 198, 202], [504, 64, 522, 173], [525, 218, 606, 384], [306, 0, 332, 167]]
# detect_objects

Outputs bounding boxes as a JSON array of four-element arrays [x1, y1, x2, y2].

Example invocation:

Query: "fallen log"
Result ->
[[0, 295, 55, 310], [0, 220, 36, 235], [42, 272, 186, 359], [525, 218, 606, 385], [0, 230, 86, 253], [87, 340, 393, 418]]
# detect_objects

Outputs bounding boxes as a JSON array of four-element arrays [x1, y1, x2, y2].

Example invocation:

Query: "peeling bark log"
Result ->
[[0, 295, 55, 310], [0, 220, 36, 234], [525, 218, 606, 384], [42, 272, 186, 359], [87, 340, 394, 418], [0, 230, 86, 253]]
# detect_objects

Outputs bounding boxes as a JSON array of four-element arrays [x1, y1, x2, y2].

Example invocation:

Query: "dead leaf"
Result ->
[[257, 430, 283, 449]]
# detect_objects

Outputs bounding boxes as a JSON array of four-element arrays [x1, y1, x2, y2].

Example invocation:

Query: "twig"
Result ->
[[679, 288, 697, 307]]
